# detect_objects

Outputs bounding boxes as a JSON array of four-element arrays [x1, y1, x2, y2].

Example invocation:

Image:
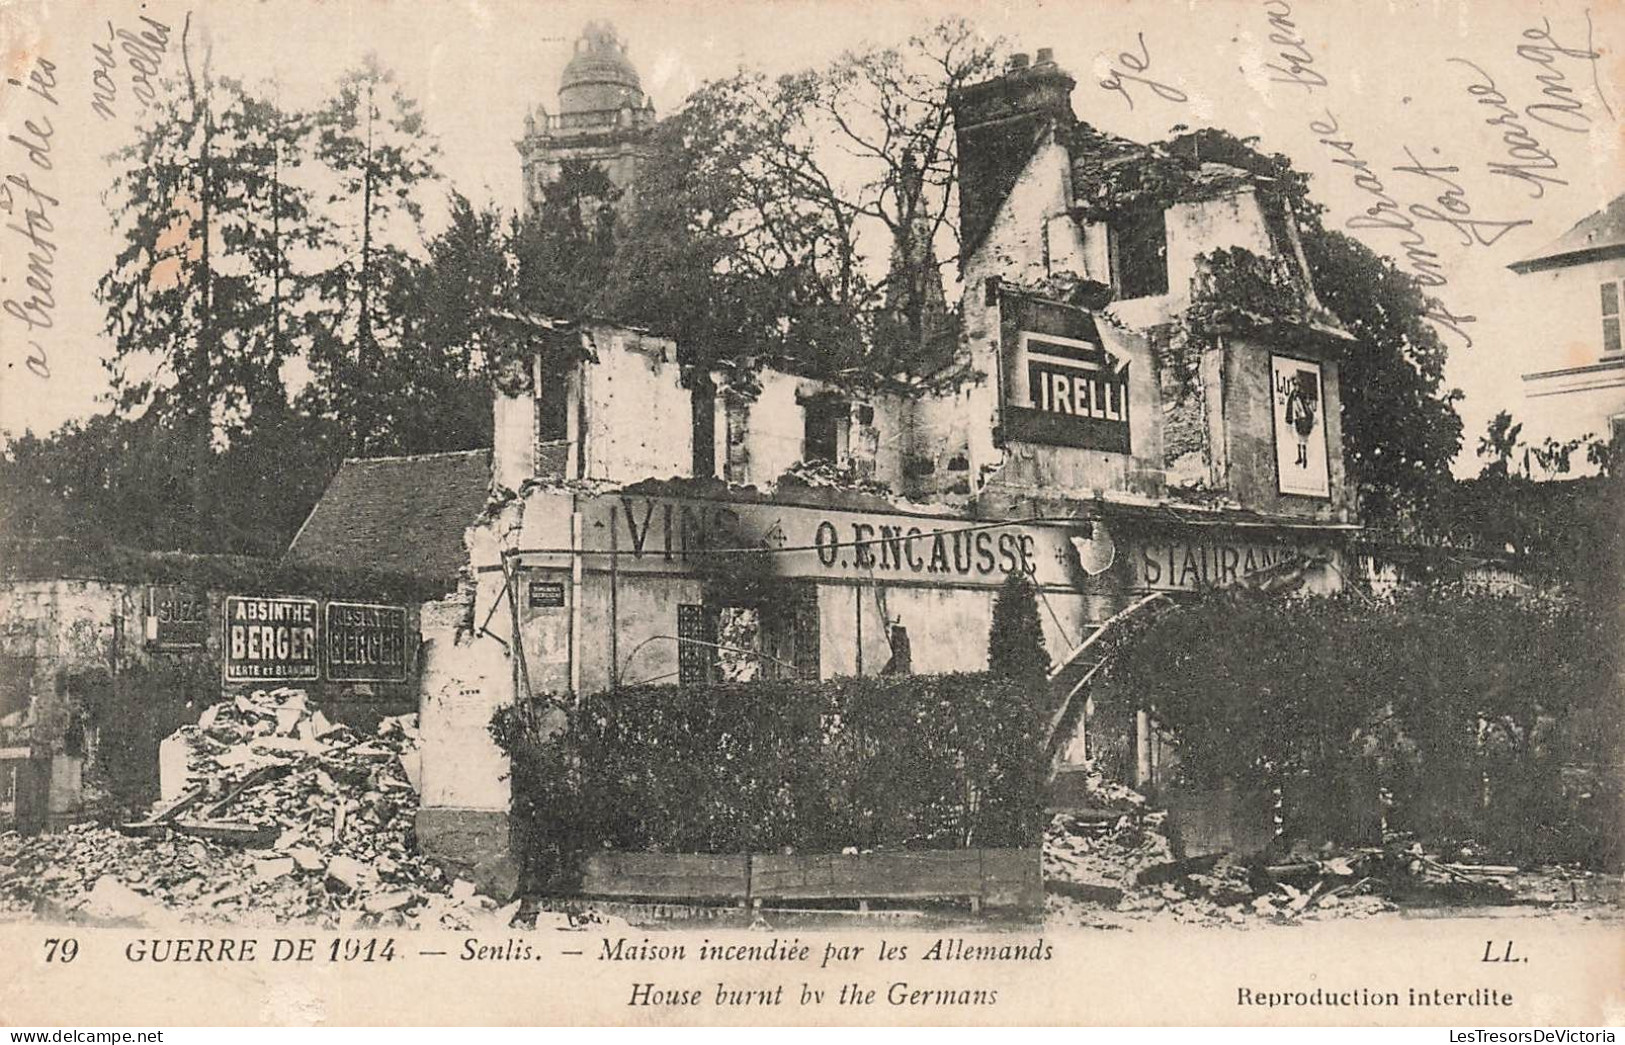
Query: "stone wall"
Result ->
[[580, 325, 692, 482], [0, 577, 422, 828]]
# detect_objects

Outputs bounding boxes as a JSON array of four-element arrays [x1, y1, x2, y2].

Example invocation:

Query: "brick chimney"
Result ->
[[950, 49, 1077, 263]]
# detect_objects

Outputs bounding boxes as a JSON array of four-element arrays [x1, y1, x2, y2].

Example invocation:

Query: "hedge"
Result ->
[[0, 536, 446, 603], [1103, 586, 1623, 868], [490, 673, 1048, 889]]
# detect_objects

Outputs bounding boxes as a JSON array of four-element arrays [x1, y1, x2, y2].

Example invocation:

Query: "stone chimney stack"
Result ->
[[949, 47, 1077, 263]]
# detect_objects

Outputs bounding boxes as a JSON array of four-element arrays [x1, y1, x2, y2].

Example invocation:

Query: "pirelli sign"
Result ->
[[1009, 331, 1131, 453], [224, 596, 411, 683], [998, 291, 1133, 455]]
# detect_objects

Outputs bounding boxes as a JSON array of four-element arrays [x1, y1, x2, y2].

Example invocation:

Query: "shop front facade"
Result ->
[[395, 44, 1368, 882]]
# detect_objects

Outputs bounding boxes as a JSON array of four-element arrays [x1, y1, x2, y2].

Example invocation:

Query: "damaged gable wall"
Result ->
[[580, 326, 692, 483], [953, 65, 1352, 517], [1103, 187, 1280, 329], [960, 137, 1077, 491]]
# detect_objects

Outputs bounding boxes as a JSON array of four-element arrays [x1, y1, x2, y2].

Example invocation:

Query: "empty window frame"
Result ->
[[802, 397, 846, 463], [1110, 208, 1169, 300], [536, 365, 571, 443]]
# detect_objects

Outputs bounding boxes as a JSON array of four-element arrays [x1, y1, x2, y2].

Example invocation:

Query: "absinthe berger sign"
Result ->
[[325, 602, 409, 682], [226, 596, 319, 680], [224, 596, 412, 682]]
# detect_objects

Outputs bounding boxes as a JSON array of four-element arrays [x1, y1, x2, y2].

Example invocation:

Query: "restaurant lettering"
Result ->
[[225, 597, 318, 680], [1135, 539, 1313, 591], [324, 602, 408, 682]]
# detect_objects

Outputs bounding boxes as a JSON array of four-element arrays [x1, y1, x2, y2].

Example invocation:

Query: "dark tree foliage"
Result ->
[[1301, 229, 1464, 523], [0, 407, 336, 555], [1105, 587, 1621, 867], [988, 570, 1049, 685], [1476, 410, 1524, 478], [599, 98, 793, 366], [415, 193, 517, 373], [514, 160, 620, 321]]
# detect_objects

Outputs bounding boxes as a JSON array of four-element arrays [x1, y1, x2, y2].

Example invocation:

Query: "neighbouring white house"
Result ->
[[1506, 192, 1625, 472]]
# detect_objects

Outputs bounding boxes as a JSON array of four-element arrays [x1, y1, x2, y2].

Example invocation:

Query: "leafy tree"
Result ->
[[600, 90, 789, 363], [988, 570, 1049, 685], [97, 29, 330, 543], [224, 82, 325, 416], [1476, 410, 1525, 478], [605, 20, 995, 384], [0, 413, 208, 549], [304, 55, 442, 454], [1300, 230, 1464, 522], [415, 192, 515, 371], [98, 36, 311, 433], [515, 160, 620, 320], [363, 191, 515, 456]]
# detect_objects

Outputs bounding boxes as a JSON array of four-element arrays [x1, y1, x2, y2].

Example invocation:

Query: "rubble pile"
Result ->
[[1044, 810, 1173, 899], [0, 688, 599, 931], [1044, 774, 1397, 929], [170, 688, 434, 878]]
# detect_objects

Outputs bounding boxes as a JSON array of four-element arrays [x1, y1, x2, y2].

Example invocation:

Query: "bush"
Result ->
[[490, 673, 1048, 889], [988, 571, 1049, 685], [1104, 586, 1622, 867]]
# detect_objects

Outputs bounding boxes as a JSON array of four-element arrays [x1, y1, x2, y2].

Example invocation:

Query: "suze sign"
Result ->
[[1004, 331, 1132, 453], [145, 585, 208, 649]]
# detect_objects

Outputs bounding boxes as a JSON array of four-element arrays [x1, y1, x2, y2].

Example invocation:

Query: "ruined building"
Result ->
[[287, 41, 1363, 881]]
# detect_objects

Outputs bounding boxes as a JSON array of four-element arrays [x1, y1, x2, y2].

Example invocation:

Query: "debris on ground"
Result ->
[[0, 688, 614, 931], [1046, 786, 1624, 930], [1045, 773, 1392, 929], [1042, 808, 1386, 928]]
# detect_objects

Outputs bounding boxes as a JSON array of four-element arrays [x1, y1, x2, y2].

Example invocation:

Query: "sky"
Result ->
[[1, 0, 1620, 475]]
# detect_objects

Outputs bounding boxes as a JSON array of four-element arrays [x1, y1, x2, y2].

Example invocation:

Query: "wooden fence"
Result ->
[[578, 848, 1042, 912]]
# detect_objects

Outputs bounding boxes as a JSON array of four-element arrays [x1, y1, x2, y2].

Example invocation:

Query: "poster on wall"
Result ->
[[144, 585, 208, 649], [325, 602, 410, 682], [224, 596, 320, 681], [1271, 355, 1330, 498]]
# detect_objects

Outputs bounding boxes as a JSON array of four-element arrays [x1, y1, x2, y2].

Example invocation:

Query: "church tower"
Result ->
[[517, 21, 657, 216]]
